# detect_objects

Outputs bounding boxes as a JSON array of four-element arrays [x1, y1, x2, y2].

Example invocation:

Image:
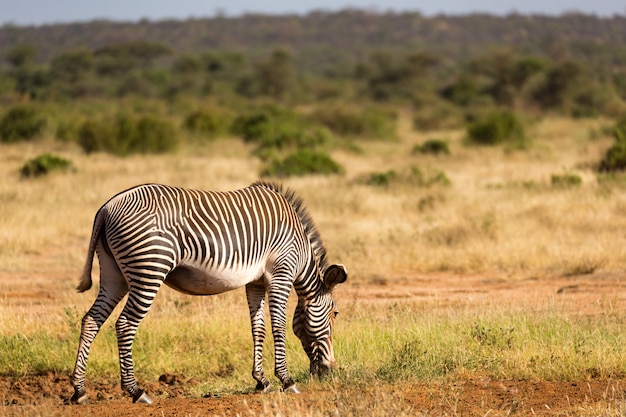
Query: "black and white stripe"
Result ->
[[70, 182, 347, 404]]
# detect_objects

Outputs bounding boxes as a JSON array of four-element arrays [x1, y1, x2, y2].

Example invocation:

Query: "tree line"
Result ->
[[2, 36, 625, 119]]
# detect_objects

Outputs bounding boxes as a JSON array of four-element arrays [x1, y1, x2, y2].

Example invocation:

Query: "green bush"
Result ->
[[78, 114, 177, 155], [0, 106, 46, 143], [77, 119, 114, 154], [599, 117, 626, 172], [20, 153, 73, 178], [309, 106, 397, 140], [413, 139, 450, 155], [183, 108, 228, 138], [231, 105, 296, 143], [232, 105, 331, 158], [466, 110, 525, 146], [262, 149, 343, 177]]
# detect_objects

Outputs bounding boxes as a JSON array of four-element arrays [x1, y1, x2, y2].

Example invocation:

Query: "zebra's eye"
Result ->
[[333, 310, 339, 318]]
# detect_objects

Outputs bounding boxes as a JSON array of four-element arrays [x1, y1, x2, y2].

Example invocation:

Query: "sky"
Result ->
[[0, 0, 624, 26]]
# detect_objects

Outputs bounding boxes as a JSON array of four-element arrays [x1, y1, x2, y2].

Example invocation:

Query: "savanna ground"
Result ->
[[3, 113, 626, 416]]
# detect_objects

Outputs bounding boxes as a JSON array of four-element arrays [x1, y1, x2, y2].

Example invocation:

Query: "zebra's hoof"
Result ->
[[255, 382, 274, 393], [70, 389, 89, 405], [132, 390, 153, 404], [282, 384, 301, 394]]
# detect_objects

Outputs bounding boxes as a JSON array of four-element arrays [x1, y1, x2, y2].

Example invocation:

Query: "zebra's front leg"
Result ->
[[268, 281, 300, 393], [246, 283, 271, 392]]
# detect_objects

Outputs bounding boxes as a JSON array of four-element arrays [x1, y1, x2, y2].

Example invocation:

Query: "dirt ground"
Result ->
[[3, 271, 626, 416]]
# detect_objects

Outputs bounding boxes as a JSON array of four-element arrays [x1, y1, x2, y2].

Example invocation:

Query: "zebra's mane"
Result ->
[[251, 181, 328, 271]]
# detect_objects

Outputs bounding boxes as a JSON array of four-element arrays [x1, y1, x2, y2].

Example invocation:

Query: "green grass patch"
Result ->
[[2, 294, 625, 393], [334, 303, 626, 384]]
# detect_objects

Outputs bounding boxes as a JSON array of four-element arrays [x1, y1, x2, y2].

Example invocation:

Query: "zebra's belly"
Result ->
[[165, 261, 263, 295]]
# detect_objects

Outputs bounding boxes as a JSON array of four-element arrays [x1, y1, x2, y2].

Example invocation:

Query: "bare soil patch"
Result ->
[[2, 373, 625, 416]]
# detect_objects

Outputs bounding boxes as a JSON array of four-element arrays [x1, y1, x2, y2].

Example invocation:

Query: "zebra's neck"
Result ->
[[293, 254, 327, 303]]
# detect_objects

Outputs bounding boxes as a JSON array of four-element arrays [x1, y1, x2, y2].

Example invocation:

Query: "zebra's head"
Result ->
[[293, 263, 347, 376]]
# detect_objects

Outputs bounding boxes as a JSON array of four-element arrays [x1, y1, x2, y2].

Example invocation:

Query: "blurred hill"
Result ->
[[1, 11, 625, 72]]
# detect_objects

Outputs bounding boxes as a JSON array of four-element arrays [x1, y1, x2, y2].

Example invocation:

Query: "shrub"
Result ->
[[232, 105, 331, 158], [77, 119, 114, 154], [599, 117, 626, 172], [231, 105, 296, 143], [466, 110, 525, 146], [309, 106, 397, 140], [78, 114, 177, 155], [132, 116, 177, 154], [20, 153, 73, 178], [413, 98, 463, 131], [55, 119, 81, 142], [183, 108, 228, 138], [413, 139, 450, 155], [0, 106, 46, 143], [262, 149, 343, 177], [408, 166, 451, 187]]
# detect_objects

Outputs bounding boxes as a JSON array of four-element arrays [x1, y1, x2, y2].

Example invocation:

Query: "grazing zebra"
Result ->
[[70, 182, 347, 404]]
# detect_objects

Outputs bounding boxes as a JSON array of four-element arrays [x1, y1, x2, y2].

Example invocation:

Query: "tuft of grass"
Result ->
[[412, 139, 450, 155], [360, 165, 450, 188], [362, 170, 398, 187], [551, 172, 582, 188]]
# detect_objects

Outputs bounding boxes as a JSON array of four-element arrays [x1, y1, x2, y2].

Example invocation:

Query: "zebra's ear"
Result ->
[[324, 264, 347, 290]]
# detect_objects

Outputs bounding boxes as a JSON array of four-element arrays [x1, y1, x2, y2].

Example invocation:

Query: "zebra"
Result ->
[[70, 181, 347, 404]]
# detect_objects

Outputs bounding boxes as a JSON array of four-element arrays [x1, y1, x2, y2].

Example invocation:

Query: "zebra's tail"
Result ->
[[76, 207, 107, 293]]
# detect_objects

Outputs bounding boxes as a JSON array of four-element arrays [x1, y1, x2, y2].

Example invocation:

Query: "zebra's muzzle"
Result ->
[[310, 357, 335, 377]]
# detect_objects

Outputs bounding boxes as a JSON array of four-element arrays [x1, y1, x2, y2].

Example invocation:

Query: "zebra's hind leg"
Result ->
[[115, 277, 165, 404], [246, 283, 272, 392], [71, 255, 128, 404]]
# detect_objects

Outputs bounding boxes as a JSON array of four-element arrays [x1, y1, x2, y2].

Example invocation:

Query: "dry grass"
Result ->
[[0, 115, 622, 280], [2, 114, 626, 415]]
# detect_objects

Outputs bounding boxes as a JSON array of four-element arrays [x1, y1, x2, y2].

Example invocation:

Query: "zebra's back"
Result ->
[[102, 183, 311, 294]]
